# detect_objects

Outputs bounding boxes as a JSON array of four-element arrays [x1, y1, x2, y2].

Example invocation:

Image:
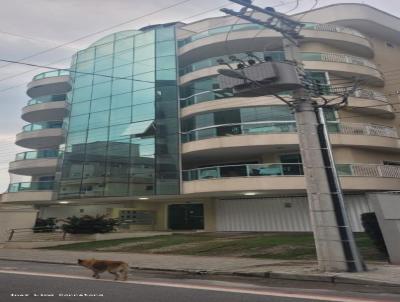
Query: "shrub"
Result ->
[[33, 217, 57, 233], [361, 212, 388, 257], [61, 215, 117, 234]]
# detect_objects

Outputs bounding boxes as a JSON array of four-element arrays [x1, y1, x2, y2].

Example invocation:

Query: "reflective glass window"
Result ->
[[156, 41, 175, 57], [72, 86, 92, 103], [87, 127, 108, 143], [110, 107, 131, 125], [77, 48, 95, 62], [74, 74, 93, 88], [115, 37, 134, 53], [96, 42, 114, 57], [111, 93, 132, 109], [91, 97, 110, 112], [113, 64, 133, 78], [156, 56, 176, 70], [93, 70, 112, 84], [134, 44, 155, 61], [109, 124, 131, 141], [92, 81, 111, 99], [75, 61, 94, 73], [132, 103, 155, 122], [156, 27, 175, 42], [71, 101, 90, 116], [112, 78, 132, 95], [69, 114, 89, 132], [135, 31, 154, 47], [134, 59, 155, 75], [94, 55, 113, 71], [114, 50, 134, 67], [133, 88, 154, 105], [89, 111, 110, 129], [133, 72, 154, 91]]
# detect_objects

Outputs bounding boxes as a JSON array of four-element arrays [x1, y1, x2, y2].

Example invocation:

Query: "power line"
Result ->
[[0, 0, 194, 71], [0, 1, 238, 94]]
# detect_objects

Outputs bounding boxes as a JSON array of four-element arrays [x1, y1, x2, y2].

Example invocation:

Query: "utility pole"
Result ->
[[220, 0, 364, 272]]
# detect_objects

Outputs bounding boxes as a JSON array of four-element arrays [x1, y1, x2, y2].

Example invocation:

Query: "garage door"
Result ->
[[216, 195, 371, 232]]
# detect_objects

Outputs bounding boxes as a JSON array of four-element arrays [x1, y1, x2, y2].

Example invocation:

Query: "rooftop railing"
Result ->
[[32, 70, 69, 81], [178, 22, 367, 47]]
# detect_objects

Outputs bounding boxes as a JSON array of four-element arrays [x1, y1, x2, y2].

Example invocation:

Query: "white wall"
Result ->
[[39, 204, 125, 219], [216, 195, 372, 232], [0, 207, 38, 242]]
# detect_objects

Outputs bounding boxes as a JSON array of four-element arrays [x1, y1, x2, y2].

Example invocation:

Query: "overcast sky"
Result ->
[[0, 0, 399, 193]]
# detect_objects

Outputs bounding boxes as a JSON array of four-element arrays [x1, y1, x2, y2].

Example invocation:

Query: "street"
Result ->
[[0, 260, 398, 302]]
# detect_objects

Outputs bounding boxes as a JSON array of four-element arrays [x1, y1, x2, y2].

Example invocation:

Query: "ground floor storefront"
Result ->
[[37, 194, 372, 233]]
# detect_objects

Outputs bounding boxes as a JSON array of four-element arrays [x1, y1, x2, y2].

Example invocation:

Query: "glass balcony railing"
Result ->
[[15, 149, 60, 161], [27, 94, 67, 106], [22, 121, 63, 132], [181, 122, 298, 143], [178, 22, 367, 47], [180, 89, 234, 107], [183, 163, 400, 181], [183, 163, 304, 181], [180, 51, 379, 77], [33, 70, 69, 81], [8, 181, 55, 193], [181, 122, 398, 143]]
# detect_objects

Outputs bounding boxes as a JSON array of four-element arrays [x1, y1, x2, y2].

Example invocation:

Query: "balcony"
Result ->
[[9, 150, 60, 175], [15, 121, 65, 149], [22, 94, 70, 123], [181, 122, 399, 160], [2, 181, 55, 204], [182, 163, 400, 195], [27, 70, 71, 98], [180, 89, 394, 118], [178, 22, 373, 63], [179, 51, 384, 86]]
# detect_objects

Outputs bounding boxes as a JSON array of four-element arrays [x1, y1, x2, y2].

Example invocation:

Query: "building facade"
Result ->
[[2, 3, 400, 232]]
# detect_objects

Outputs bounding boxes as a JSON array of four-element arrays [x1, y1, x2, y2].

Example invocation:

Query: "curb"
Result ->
[[0, 257, 399, 290]]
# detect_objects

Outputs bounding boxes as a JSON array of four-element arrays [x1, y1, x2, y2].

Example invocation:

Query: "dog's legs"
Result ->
[[121, 269, 128, 281], [93, 272, 100, 279], [110, 271, 119, 280]]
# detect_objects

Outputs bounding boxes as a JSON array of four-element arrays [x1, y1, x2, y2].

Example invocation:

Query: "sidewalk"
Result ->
[[0, 248, 399, 289]]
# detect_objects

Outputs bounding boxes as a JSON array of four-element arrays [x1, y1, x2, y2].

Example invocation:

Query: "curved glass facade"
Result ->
[[58, 26, 180, 198]]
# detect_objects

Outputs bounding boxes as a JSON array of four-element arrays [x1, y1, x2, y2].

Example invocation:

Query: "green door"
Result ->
[[168, 204, 204, 230]]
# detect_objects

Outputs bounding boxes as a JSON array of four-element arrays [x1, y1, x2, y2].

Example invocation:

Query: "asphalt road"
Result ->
[[0, 260, 398, 302]]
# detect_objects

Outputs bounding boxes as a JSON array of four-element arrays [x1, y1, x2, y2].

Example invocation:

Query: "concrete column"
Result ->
[[295, 100, 348, 271], [368, 192, 400, 264]]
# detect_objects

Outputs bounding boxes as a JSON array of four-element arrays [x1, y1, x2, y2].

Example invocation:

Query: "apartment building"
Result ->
[[2, 3, 400, 232]]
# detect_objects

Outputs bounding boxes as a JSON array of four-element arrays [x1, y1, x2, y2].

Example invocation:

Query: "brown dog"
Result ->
[[78, 258, 128, 281]]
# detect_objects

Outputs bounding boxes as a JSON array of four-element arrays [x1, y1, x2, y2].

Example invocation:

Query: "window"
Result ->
[[69, 114, 89, 132], [115, 37, 134, 53], [112, 79, 132, 95], [110, 107, 131, 125], [134, 44, 155, 62], [72, 86, 92, 103], [89, 111, 110, 129], [87, 127, 108, 143], [132, 102, 155, 122], [91, 97, 110, 112], [96, 42, 114, 57], [94, 55, 113, 71], [111, 93, 132, 109], [71, 101, 90, 116], [92, 81, 112, 99]]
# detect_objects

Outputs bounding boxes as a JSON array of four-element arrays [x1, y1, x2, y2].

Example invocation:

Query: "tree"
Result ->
[[61, 215, 117, 234], [33, 217, 57, 233]]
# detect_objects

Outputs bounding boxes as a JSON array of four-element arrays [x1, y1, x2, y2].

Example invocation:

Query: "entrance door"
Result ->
[[168, 204, 204, 230]]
